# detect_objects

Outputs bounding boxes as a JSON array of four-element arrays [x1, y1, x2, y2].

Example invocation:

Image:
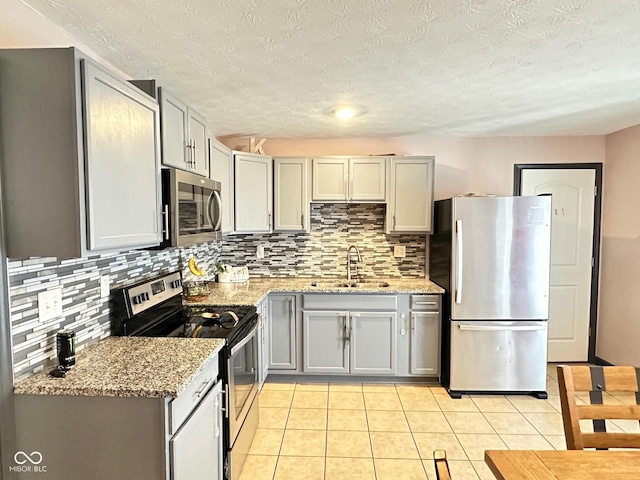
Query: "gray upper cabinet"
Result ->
[[209, 139, 234, 233], [273, 157, 310, 232], [0, 47, 162, 259], [268, 295, 297, 370], [159, 88, 209, 177], [386, 157, 435, 233], [234, 152, 273, 233], [312, 157, 385, 202]]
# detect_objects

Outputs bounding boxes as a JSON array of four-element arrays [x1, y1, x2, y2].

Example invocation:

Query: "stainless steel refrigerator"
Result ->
[[429, 196, 551, 398]]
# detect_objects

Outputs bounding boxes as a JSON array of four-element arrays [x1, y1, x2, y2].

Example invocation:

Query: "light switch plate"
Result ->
[[256, 245, 265, 259], [394, 245, 406, 258], [100, 275, 110, 299], [38, 289, 63, 322]]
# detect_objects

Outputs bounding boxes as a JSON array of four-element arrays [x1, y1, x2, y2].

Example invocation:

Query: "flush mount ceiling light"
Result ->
[[331, 106, 367, 120]]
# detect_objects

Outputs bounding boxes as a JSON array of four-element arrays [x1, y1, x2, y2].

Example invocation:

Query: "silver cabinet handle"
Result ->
[[455, 220, 463, 304], [411, 313, 416, 333], [162, 204, 169, 240], [393, 214, 396, 229], [192, 139, 196, 168], [222, 387, 229, 419], [268, 212, 272, 230], [288, 299, 293, 317], [400, 313, 406, 336], [343, 313, 349, 349], [415, 301, 437, 306], [195, 379, 211, 398], [300, 214, 304, 229]]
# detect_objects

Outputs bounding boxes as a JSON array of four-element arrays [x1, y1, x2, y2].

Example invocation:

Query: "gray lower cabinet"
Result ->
[[0, 47, 162, 259], [171, 381, 223, 480], [352, 312, 397, 374], [303, 311, 349, 373], [268, 295, 297, 370], [258, 298, 270, 387], [14, 363, 222, 480], [410, 312, 440, 375], [408, 294, 441, 376], [302, 310, 397, 375]]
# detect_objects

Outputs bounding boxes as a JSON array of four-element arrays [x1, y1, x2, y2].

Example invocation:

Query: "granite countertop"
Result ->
[[14, 337, 225, 398], [186, 277, 445, 307]]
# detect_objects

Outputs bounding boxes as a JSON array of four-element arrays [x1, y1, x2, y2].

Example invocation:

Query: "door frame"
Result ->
[[513, 163, 603, 364]]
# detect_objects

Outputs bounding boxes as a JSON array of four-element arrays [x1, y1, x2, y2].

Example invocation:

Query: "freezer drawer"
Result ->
[[449, 321, 548, 393]]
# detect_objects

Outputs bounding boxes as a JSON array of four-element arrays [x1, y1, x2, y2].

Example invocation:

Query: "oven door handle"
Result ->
[[230, 324, 259, 355]]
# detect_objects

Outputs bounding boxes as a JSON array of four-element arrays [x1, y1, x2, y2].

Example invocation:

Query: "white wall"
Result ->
[[0, 0, 124, 75], [597, 124, 640, 365], [245, 135, 606, 198]]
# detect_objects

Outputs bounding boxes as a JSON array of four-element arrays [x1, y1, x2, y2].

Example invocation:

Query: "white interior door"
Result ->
[[521, 169, 596, 362]]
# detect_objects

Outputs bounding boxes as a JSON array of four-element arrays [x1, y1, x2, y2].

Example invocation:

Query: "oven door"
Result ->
[[227, 324, 259, 445]]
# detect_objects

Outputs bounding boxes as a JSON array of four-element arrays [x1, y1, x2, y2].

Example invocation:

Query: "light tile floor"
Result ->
[[239, 365, 638, 480]]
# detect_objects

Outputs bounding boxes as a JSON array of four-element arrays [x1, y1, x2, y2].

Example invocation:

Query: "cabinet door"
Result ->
[[274, 157, 309, 231], [261, 300, 270, 381], [188, 110, 209, 177], [209, 139, 234, 233], [410, 312, 440, 375], [387, 157, 435, 233], [312, 158, 348, 201], [82, 61, 161, 251], [170, 381, 222, 480], [350, 312, 397, 374], [349, 158, 386, 201], [268, 295, 297, 370], [159, 88, 189, 170], [303, 311, 349, 373], [234, 153, 273, 232]]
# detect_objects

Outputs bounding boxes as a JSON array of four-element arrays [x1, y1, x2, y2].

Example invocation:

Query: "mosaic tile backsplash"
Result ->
[[9, 203, 425, 382], [220, 203, 427, 279], [9, 241, 221, 382]]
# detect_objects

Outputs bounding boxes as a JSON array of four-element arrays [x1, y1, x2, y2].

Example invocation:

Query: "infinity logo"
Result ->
[[14, 451, 42, 465]]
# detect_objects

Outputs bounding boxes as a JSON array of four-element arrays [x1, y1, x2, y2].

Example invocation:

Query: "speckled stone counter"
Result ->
[[14, 336, 225, 398], [186, 277, 445, 307]]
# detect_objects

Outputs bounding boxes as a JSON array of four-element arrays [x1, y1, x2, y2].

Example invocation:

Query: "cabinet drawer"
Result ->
[[410, 295, 440, 311], [303, 294, 397, 311], [168, 359, 219, 434]]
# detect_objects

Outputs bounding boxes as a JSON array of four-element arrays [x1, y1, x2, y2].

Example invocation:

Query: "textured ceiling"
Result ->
[[19, 0, 640, 138]]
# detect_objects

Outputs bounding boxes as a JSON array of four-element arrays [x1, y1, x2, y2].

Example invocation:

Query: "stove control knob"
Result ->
[[170, 279, 182, 289], [132, 295, 142, 305], [142, 292, 150, 301]]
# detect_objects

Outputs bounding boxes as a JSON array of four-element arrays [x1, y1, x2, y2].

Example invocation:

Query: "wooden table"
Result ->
[[485, 450, 640, 480]]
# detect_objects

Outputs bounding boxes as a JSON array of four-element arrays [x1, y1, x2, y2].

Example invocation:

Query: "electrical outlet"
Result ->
[[100, 275, 110, 299], [256, 245, 265, 259], [394, 245, 406, 258], [38, 289, 63, 322]]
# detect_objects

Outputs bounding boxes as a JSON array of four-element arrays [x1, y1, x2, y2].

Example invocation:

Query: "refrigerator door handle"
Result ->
[[455, 219, 463, 304], [458, 324, 546, 332]]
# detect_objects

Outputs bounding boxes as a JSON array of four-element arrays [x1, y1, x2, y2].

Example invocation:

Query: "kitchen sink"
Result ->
[[310, 281, 390, 288]]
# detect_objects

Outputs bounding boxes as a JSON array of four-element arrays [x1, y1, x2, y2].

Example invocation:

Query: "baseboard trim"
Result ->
[[594, 356, 614, 366]]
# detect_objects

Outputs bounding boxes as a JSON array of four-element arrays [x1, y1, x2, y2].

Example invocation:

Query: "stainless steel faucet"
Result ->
[[347, 245, 363, 281]]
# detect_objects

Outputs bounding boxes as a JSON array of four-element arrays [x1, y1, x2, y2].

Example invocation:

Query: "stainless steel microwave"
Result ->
[[161, 169, 222, 247]]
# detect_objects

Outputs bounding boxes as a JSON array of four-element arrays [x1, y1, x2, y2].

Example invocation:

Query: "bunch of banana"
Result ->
[[188, 257, 205, 276]]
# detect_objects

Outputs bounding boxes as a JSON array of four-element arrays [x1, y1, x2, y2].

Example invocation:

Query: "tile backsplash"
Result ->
[[221, 203, 427, 278], [9, 241, 221, 382], [9, 202, 426, 382]]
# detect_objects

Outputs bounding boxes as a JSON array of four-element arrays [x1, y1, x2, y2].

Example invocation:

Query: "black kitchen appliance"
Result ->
[[112, 271, 259, 480]]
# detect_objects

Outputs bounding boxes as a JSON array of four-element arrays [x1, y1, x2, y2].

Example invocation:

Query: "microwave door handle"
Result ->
[[211, 190, 222, 231]]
